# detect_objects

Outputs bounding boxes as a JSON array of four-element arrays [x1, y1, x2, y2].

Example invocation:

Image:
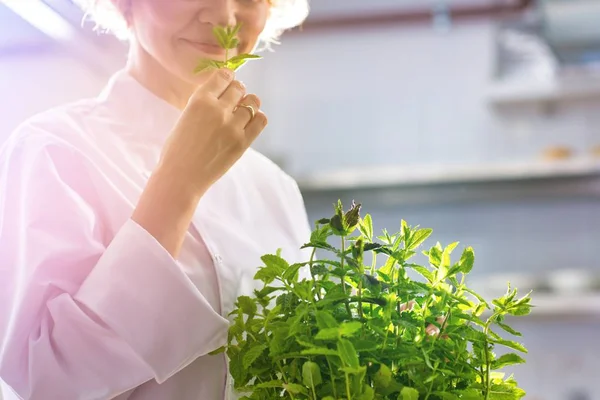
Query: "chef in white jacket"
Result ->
[[0, 0, 311, 399]]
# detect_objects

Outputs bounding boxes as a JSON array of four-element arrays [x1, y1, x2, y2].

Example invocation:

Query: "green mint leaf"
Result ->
[[242, 344, 267, 369], [231, 22, 242, 37], [237, 296, 257, 316], [227, 37, 240, 49], [261, 254, 289, 272], [310, 224, 331, 243], [310, 264, 328, 276], [429, 246, 442, 268], [254, 380, 283, 389], [226, 54, 262, 70], [193, 59, 225, 73], [315, 327, 339, 340], [302, 361, 323, 387], [363, 242, 382, 252], [490, 336, 528, 353], [358, 214, 373, 240], [491, 353, 526, 370], [300, 347, 339, 356], [488, 383, 526, 400], [496, 321, 522, 337], [408, 228, 433, 250], [339, 321, 362, 337], [282, 262, 303, 282], [438, 242, 458, 280], [406, 263, 434, 283], [315, 310, 339, 329], [400, 387, 420, 400], [343, 201, 362, 231], [337, 338, 360, 368], [254, 266, 280, 284], [282, 383, 308, 395], [373, 364, 392, 389], [212, 26, 229, 49], [254, 254, 289, 283], [459, 246, 475, 273], [401, 220, 410, 243], [357, 385, 375, 400], [330, 214, 345, 235]]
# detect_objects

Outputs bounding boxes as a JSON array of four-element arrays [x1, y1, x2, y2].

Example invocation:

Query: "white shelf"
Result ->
[[487, 77, 600, 107], [528, 293, 600, 317], [296, 158, 600, 192]]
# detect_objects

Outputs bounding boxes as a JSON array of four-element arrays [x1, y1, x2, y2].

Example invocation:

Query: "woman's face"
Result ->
[[126, 0, 270, 83]]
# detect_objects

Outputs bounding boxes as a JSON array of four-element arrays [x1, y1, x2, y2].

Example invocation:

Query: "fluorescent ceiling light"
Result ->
[[3, 0, 75, 41]]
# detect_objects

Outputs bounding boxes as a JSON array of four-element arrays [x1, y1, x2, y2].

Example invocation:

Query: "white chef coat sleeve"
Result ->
[[0, 132, 229, 399]]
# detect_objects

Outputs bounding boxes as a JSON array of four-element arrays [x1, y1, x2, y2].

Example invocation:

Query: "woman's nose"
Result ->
[[199, 0, 238, 28]]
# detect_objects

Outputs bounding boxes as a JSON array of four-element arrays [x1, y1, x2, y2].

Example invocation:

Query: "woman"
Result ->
[[0, 0, 310, 399]]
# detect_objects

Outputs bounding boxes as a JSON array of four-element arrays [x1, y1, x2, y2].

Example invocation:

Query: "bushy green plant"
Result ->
[[210, 200, 531, 400]]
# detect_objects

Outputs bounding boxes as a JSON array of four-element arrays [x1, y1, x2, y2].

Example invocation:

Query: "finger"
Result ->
[[220, 80, 247, 106], [200, 68, 235, 98], [232, 94, 261, 127], [244, 110, 268, 142]]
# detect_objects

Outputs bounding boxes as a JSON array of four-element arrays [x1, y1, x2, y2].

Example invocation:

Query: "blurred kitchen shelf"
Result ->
[[487, 76, 600, 107], [296, 158, 600, 206], [297, 158, 600, 190]]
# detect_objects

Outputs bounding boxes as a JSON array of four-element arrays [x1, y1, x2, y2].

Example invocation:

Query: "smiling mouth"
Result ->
[[183, 39, 228, 56]]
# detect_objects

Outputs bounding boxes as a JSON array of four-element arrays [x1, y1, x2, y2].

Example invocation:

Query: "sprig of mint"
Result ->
[[212, 200, 532, 400], [194, 23, 262, 73]]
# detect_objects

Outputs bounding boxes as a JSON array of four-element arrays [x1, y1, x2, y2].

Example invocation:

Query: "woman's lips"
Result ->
[[183, 39, 227, 56]]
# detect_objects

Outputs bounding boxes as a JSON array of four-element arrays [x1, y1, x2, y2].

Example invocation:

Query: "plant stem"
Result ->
[[358, 280, 363, 320], [483, 312, 500, 400], [483, 336, 491, 400], [345, 372, 352, 400], [370, 250, 377, 275], [327, 358, 338, 399], [276, 362, 295, 399], [310, 377, 317, 400], [423, 361, 439, 400], [369, 249, 375, 316], [308, 248, 322, 301], [341, 236, 352, 318]]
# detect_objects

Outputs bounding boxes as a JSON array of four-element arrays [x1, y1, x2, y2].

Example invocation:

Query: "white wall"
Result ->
[[0, 48, 111, 142]]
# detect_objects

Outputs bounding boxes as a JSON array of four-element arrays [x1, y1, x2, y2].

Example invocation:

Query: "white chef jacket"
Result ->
[[0, 70, 313, 400]]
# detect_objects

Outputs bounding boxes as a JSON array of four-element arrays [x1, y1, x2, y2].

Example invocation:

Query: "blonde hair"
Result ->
[[74, 0, 309, 50]]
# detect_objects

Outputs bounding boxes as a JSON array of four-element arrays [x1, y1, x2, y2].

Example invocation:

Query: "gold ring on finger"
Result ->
[[238, 104, 256, 120]]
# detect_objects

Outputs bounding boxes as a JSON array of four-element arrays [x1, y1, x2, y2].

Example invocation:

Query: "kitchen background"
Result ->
[[1, 0, 600, 399]]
